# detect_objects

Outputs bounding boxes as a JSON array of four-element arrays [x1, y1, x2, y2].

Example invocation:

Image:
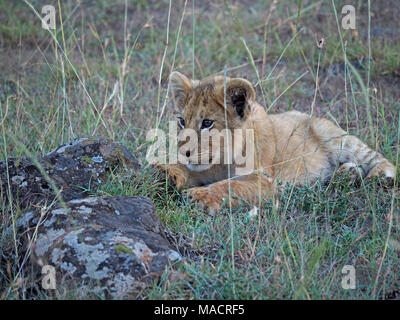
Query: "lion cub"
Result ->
[[158, 71, 395, 211]]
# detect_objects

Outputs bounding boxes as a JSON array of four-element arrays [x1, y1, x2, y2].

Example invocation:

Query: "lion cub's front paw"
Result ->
[[366, 162, 396, 187], [183, 186, 223, 214], [152, 163, 188, 190], [334, 162, 364, 184], [166, 167, 188, 190]]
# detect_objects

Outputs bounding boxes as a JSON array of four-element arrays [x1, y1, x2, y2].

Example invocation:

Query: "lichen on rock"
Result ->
[[0, 137, 141, 209], [22, 196, 181, 299]]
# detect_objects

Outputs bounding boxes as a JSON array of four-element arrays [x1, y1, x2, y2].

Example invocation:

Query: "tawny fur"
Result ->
[[158, 71, 396, 212]]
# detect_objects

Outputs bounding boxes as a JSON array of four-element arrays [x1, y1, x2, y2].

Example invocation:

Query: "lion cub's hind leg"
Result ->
[[346, 139, 396, 185], [312, 117, 396, 186], [334, 162, 365, 184], [334, 151, 395, 186], [334, 159, 395, 187], [366, 160, 396, 186]]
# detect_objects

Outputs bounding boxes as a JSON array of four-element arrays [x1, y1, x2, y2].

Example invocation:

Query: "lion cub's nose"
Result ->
[[179, 147, 192, 158]]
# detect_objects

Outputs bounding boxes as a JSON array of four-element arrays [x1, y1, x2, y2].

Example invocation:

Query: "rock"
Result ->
[[20, 196, 181, 299], [1, 137, 181, 298], [0, 137, 141, 210]]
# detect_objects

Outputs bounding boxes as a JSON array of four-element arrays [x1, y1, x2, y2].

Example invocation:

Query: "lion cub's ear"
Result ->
[[217, 78, 256, 119], [169, 71, 192, 108]]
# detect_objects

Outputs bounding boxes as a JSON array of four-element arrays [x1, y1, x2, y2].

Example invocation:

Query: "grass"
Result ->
[[1, 0, 400, 299]]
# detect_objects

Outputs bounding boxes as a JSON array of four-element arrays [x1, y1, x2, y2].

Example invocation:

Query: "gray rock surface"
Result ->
[[1, 137, 181, 298], [21, 196, 180, 299], [0, 137, 141, 209]]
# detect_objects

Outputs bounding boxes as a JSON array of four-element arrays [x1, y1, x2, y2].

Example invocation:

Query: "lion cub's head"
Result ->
[[169, 72, 256, 172]]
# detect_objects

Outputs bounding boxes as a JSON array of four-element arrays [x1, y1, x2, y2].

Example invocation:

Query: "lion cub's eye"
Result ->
[[178, 117, 185, 128], [201, 119, 214, 130]]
